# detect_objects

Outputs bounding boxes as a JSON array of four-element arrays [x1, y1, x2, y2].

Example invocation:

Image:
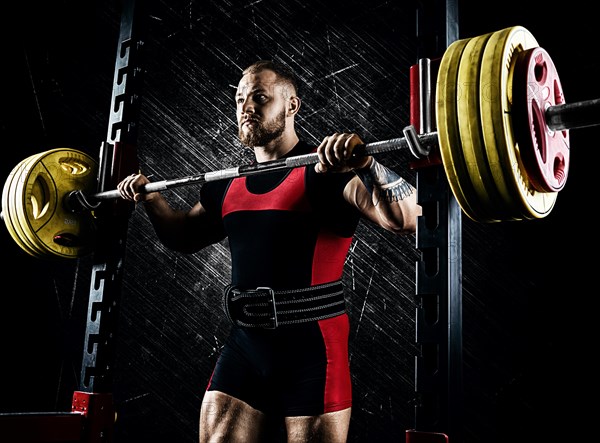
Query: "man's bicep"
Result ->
[[188, 201, 207, 218], [343, 176, 379, 224]]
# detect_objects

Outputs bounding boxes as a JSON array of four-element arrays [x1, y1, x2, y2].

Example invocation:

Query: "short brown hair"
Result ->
[[242, 60, 298, 97]]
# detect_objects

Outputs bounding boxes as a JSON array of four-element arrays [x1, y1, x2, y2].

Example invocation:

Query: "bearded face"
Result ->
[[239, 108, 287, 148]]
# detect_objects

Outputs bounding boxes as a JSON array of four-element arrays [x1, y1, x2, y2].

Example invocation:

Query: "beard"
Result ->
[[239, 109, 286, 148]]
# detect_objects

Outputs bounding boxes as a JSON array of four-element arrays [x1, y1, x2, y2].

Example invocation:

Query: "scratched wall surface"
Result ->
[[0, 1, 597, 443]]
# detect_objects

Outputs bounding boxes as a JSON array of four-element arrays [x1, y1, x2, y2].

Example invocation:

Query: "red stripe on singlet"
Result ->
[[311, 233, 353, 285], [319, 314, 352, 412]]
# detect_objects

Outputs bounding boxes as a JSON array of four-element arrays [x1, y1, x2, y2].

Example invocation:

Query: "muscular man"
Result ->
[[117, 60, 421, 443]]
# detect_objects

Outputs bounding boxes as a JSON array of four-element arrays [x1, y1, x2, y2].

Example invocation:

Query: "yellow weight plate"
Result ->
[[13, 152, 60, 257], [2, 157, 31, 255], [456, 32, 521, 222], [14, 149, 96, 259], [4, 153, 47, 257], [435, 36, 483, 222], [15, 148, 98, 259], [480, 26, 557, 220], [3, 156, 36, 256]]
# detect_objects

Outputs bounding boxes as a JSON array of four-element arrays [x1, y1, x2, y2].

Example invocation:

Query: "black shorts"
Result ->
[[206, 313, 352, 417]]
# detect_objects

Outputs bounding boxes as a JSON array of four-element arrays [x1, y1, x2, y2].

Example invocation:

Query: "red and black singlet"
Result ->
[[200, 140, 361, 290], [199, 141, 360, 416]]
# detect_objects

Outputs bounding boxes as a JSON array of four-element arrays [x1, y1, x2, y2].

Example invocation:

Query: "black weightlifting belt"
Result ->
[[223, 280, 345, 329]]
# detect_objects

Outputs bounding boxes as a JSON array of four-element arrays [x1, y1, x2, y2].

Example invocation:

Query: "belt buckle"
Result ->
[[257, 286, 278, 329]]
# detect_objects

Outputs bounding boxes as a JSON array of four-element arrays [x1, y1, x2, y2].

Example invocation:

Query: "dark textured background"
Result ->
[[0, 1, 596, 442]]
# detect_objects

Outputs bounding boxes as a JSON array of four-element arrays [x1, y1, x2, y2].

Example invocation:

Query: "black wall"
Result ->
[[0, 1, 596, 442]]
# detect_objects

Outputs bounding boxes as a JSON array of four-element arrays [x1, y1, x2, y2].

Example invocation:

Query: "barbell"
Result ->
[[2, 26, 599, 259]]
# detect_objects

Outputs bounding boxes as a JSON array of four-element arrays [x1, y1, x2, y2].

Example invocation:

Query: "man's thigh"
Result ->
[[199, 390, 268, 443], [285, 407, 351, 443]]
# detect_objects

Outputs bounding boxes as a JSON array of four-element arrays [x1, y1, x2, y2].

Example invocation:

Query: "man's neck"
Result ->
[[253, 133, 300, 163]]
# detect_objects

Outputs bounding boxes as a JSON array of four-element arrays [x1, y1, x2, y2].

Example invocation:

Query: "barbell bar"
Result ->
[[2, 25, 600, 259], [72, 127, 435, 204]]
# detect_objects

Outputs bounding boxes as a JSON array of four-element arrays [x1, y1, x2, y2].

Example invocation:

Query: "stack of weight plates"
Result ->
[[436, 25, 568, 222], [2, 148, 98, 259]]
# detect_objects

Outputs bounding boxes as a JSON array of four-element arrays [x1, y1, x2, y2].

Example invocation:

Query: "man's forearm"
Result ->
[[353, 158, 415, 205]]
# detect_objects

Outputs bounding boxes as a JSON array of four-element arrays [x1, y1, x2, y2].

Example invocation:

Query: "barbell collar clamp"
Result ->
[[403, 125, 431, 157]]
